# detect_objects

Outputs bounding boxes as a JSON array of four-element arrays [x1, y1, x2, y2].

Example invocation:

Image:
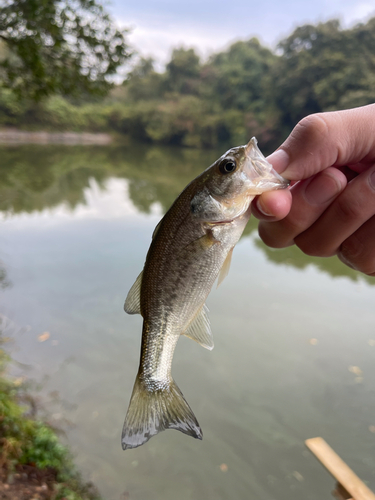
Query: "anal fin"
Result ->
[[183, 304, 214, 350], [124, 271, 143, 315]]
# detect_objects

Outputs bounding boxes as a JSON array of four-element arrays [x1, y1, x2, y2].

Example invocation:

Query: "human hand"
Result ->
[[251, 104, 375, 276]]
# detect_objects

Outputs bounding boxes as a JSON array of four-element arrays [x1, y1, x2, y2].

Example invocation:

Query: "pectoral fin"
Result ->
[[124, 271, 143, 315], [217, 247, 233, 287], [183, 304, 214, 350], [177, 230, 220, 261]]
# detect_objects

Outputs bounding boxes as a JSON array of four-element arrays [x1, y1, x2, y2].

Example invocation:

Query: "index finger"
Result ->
[[269, 104, 375, 181]]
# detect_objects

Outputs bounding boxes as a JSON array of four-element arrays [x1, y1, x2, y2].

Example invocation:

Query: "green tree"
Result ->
[[274, 18, 375, 126], [0, 0, 131, 100], [165, 47, 201, 94], [207, 38, 277, 112], [125, 57, 165, 101]]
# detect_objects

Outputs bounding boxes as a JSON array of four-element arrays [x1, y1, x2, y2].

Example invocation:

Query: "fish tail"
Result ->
[[121, 374, 202, 450]]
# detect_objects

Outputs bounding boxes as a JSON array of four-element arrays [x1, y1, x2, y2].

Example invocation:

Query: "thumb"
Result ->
[[267, 104, 375, 181]]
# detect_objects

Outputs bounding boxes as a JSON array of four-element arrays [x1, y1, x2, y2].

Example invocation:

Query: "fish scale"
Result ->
[[121, 137, 289, 450]]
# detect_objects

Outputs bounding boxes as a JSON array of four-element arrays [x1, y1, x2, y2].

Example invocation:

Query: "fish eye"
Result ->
[[219, 160, 237, 175]]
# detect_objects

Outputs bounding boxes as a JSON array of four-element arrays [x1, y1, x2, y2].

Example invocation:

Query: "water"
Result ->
[[1, 144, 375, 500]]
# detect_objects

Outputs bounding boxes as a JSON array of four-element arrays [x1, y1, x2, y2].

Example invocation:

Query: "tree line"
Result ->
[[1, 5, 375, 150]]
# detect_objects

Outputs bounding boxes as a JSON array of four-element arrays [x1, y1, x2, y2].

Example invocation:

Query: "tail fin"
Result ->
[[121, 375, 202, 450]]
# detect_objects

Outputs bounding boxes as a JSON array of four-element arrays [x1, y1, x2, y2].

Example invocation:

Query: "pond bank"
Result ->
[[0, 339, 102, 500], [0, 129, 112, 145]]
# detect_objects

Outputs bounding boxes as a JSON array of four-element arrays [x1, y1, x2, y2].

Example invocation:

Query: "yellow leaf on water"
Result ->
[[13, 377, 25, 386], [38, 332, 50, 342], [219, 463, 228, 472], [292, 471, 304, 482], [348, 366, 362, 376]]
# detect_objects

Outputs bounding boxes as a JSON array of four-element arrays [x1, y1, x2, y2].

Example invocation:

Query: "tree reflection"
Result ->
[[0, 143, 372, 285], [0, 262, 10, 290], [254, 238, 369, 283]]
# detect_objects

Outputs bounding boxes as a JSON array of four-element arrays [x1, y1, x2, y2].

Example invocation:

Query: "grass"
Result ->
[[0, 333, 102, 500]]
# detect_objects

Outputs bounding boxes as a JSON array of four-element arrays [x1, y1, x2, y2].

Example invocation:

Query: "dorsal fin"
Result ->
[[152, 219, 162, 239], [124, 271, 143, 315], [217, 247, 233, 287], [182, 304, 213, 350]]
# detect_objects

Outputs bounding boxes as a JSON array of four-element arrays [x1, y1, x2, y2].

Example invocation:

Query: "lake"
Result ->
[[1, 143, 375, 500]]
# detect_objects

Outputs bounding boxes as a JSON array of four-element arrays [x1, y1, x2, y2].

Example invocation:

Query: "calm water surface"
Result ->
[[1, 144, 375, 500]]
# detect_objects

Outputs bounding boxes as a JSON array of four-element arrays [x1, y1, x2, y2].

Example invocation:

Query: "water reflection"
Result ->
[[0, 262, 10, 290], [1, 144, 375, 500], [0, 144, 214, 215], [0, 143, 372, 284]]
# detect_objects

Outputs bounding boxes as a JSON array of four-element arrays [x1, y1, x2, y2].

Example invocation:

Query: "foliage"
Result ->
[[165, 48, 201, 94], [273, 19, 375, 126], [0, 333, 101, 499], [2, 17, 375, 149], [125, 58, 165, 101], [207, 38, 276, 112], [0, 0, 131, 100]]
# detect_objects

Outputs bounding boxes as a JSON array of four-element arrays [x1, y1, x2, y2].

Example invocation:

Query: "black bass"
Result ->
[[122, 138, 289, 449]]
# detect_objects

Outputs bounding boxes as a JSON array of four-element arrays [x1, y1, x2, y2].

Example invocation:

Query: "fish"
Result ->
[[121, 138, 289, 450]]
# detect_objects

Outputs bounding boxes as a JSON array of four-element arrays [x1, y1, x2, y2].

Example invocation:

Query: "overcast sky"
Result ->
[[109, 0, 375, 66]]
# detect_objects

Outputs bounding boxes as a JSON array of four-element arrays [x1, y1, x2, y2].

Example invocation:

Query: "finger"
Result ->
[[294, 165, 375, 257], [251, 189, 292, 221], [338, 216, 375, 276], [267, 104, 375, 181], [258, 167, 347, 248]]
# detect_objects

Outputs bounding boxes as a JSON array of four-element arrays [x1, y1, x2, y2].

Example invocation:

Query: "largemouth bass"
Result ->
[[122, 138, 289, 450]]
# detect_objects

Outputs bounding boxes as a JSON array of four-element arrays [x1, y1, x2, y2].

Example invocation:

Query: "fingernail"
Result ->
[[304, 171, 343, 205], [266, 149, 290, 173], [256, 198, 273, 216]]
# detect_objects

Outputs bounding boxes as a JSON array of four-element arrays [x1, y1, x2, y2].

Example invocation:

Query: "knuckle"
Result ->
[[338, 252, 373, 274], [258, 222, 293, 248], [295, 233, 335, 257], [339, 237, 375, 275], [334, 196, 363, 223], [294, 113, 330, 142], [283, 213, 314, 240]]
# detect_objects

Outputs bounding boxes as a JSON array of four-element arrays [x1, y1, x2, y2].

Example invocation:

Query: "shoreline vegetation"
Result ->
[[0, 334, 102, 500], [1, 12, 375, 499], [0, 129, 113, 146], [1, 18, 375, 151]]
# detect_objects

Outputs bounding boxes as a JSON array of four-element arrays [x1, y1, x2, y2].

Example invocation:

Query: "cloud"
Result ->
[[112, 0, 375, 67], [125, 22, 239, 66], [341, 2, 375, 24]]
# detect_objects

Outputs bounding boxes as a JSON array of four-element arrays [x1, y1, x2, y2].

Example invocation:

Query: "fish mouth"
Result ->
[[245, 138, 290, 190]]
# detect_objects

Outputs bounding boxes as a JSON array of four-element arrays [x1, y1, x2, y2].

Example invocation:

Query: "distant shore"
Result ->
[[0, 128, 112, 145]]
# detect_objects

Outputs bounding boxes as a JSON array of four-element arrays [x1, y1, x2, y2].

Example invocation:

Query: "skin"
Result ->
[[251, 104, 375, 277]]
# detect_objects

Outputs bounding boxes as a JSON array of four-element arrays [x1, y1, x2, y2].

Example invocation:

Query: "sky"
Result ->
[[108, 0, 375, 68]]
